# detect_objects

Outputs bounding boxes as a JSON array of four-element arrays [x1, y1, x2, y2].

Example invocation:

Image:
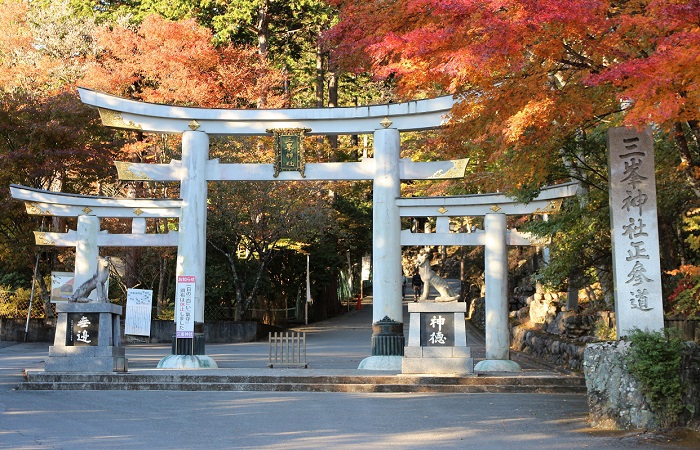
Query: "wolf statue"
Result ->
[[70, 256, 110, 303], [416, 250, 460, 302]]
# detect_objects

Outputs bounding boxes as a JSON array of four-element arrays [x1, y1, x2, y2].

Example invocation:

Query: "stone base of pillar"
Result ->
[[159, 322, 217, 368], [46, 302, 127, 373], [171, 333, 205, 355], [156, 354, 218, 369], [357, 355, 403, 371], [474, 359, 522, 373], [370, 317, 405, 356]]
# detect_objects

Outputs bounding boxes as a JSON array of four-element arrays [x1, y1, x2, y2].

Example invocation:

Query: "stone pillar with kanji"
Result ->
[[402, 302, 473, 374], [46, 302, 127, 373]]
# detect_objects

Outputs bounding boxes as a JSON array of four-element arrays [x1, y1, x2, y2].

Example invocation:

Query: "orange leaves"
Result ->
[[503, 97, 555, 144], [329, 0, 700, 193], [667, 265, 700, 278], [0, 0, 54, 94], [83, 15, 285, 108]]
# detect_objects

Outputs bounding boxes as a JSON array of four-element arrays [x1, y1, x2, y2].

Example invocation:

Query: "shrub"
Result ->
[[625, 328, 687, 428], [666, 266, 700, 319]]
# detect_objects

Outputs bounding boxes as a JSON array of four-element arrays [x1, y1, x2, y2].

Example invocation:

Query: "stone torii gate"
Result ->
[[9, 185, 184, 371], [10, 185, 181, 300], [78, 88, 467, 368], [397, 182, 579, 372]]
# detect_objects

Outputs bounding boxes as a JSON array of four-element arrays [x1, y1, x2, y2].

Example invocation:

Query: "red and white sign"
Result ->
[[175, 275, 195, 338]]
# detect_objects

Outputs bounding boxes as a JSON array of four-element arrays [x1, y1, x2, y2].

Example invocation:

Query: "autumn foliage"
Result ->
[[84, 15, 286, 108], [327, 0, 700, 192]]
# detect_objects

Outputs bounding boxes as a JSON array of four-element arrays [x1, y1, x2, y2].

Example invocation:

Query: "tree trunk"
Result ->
[[256, 0, 270, 107], [256, 1, 270, 56], [35, 270, 53, 319], [314, 31, 326, 158], [351, 93, 359, 158], [687, 120, 700, 148], [674, 122, 700, 198], [156, 252, 168, 318], [327, 71, 338, 152], [594, 265, 614, 310], [315, 32, 324, 108]]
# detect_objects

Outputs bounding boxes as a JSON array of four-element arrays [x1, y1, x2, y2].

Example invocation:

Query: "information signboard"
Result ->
[[175, 276, 195, 338], [51, 272, 74, 302], [125, 289, 153, 336]]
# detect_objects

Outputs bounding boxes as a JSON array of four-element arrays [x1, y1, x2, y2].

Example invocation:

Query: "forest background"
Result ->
[[0, 0, 699, 328]]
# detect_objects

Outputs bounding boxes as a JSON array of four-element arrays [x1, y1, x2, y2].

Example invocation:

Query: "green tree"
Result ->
[[207, 179, 337, 320]]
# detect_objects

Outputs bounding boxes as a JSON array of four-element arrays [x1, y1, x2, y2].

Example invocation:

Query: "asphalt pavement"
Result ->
[[0, 299, 695, 449]]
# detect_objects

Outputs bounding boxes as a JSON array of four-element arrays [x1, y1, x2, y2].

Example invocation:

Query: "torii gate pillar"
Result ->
[[177, 130, 209, 324], [158, 130, 218, 369], [75, 215, 100, 301], [474, 213, 521, 372], [359, 127, 405, 370]]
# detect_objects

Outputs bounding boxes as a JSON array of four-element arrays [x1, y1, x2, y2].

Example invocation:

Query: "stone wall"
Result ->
[[583, 341, 656, 429], [467, 297, 485, 331], [506, 292, 609, 371], [0, 318, 276, 344], [511, 324, 587, 370], [583, 340, 700, 430], [680, 342, 700, 426], [0, 318, 56, 342]]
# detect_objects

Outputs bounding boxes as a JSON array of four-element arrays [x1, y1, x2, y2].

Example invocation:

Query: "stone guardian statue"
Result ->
[[70, 256, 111, 303], [416, 250, 460, 302]]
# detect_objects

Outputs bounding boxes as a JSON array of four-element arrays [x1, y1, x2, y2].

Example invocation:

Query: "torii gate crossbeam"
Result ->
[[10, 184, 181, 301]]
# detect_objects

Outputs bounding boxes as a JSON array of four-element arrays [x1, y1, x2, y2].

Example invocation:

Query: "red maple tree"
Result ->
[[83, 14, 286, 108], [326, 0, 700, 193]]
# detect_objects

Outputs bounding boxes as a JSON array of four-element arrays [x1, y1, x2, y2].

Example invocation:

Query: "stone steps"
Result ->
[[18, 372, 586, 394]]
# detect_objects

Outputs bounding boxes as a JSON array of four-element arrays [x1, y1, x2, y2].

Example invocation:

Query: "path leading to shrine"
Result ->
[[0, 307, 694, 449], [5, 298, 583, 393]]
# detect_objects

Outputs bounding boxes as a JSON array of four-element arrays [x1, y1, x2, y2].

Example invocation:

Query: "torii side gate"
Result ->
[[10, 185, 181, 300], [78, 88, 468, 369], [397, 182, 579, 372]]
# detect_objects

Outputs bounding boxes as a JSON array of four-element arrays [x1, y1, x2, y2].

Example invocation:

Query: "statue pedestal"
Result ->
[[402, 302, 473, 375], [45, 302, 127, 373]]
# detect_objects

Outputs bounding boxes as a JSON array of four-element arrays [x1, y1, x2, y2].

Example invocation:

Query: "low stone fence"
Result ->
[[510, 324, 588, 371], [0, 318, 56, 342], [0, 318, 277, 344]]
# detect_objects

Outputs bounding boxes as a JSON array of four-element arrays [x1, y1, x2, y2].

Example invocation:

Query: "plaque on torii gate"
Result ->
[[78, 87, 467, 370]]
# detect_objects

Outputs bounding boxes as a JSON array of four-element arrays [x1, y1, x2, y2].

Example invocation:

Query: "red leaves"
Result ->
[[83, 15, 286, 108], [328, 0, 700, 192], [588, 22, 700, 128]]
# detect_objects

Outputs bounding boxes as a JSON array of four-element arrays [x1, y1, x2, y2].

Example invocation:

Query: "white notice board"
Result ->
[[175, 276, 195, 338], [125, 289, 153, 336]]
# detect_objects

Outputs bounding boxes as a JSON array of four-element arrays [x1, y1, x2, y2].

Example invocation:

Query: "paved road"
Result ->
[[0, 301, 695, 449]]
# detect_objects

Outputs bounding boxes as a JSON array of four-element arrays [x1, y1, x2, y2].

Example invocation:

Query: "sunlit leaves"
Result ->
[[328, 0, 700, 193], [83, 14, 286, 108]]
